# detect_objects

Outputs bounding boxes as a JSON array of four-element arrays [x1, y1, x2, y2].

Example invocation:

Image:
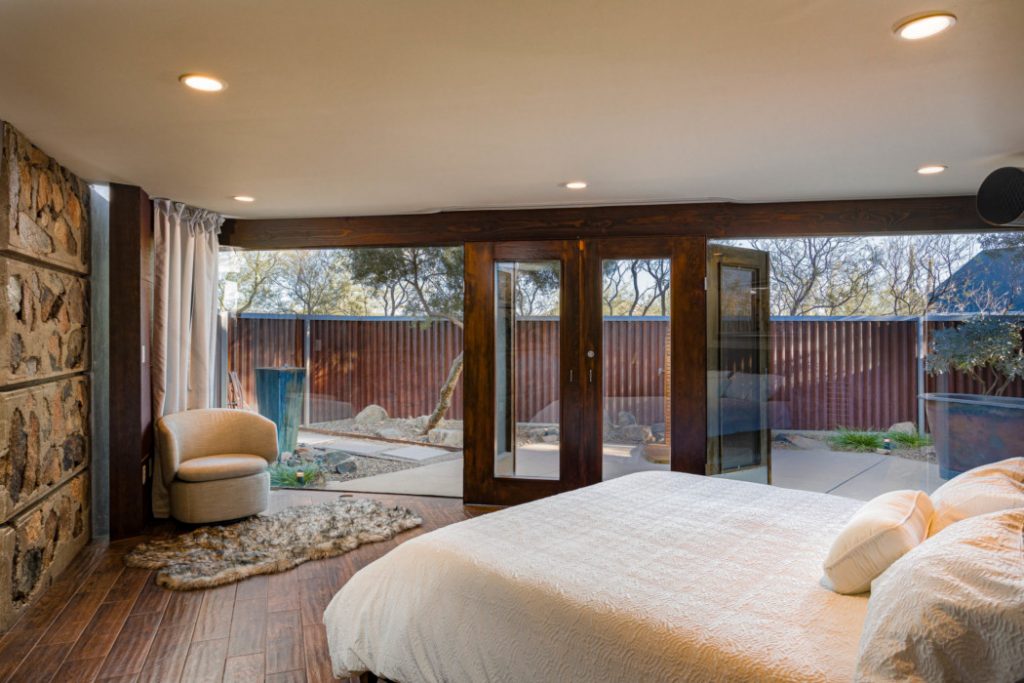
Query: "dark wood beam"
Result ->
[[221, 195, 985, 250], [108, 183, 153, 539]]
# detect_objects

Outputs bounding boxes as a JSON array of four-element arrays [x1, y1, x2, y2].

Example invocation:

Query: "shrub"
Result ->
[[926, 317, 1024, 396], [828, 429, 884, 452], [269, 463, 323, 488], [885, 431, 932, 448]]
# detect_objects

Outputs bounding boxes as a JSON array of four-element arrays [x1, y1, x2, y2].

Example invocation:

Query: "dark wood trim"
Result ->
[[221, 195, 983, 250], [108, 184, 153, 539], [670, 236, 707, 475]]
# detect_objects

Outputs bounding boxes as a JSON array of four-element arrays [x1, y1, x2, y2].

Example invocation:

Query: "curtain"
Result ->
[[151, 199, 224, 517]]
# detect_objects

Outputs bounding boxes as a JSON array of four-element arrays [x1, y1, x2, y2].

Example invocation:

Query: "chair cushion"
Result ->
[[176, 454, 270, 483]]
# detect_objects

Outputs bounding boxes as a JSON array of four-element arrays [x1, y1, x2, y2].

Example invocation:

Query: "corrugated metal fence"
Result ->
[[225, 314, 1023, 431]]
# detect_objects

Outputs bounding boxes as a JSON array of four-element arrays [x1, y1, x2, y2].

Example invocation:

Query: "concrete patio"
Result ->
[[292, 430, 946, 500]]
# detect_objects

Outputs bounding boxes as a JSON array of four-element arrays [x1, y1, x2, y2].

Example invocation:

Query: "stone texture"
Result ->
[[0, 376, 89, 523], [0, 123, 89, 274], [0, 470, 89, 632], [0, 257, 88, 385]]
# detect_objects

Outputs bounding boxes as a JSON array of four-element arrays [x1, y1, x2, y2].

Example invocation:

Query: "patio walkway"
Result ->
[[294, 431, 946, 500]]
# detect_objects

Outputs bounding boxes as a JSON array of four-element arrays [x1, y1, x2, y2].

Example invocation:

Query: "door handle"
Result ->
[[569, 369, 574, 383], [588, 368, 593, 383]]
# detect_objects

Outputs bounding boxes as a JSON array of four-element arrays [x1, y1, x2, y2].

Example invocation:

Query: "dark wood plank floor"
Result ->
[[0, 490, 483, 683]]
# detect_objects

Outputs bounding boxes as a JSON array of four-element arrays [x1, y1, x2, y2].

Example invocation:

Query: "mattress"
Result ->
[[324, 471, 870, 682]]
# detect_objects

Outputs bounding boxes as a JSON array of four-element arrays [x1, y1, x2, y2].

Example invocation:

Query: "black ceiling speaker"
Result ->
[[977, 167, 1024, 227]]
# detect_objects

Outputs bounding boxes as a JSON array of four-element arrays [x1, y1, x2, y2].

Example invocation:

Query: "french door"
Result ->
[[706, 245, 772, 484], [463, 237, 707, 505]]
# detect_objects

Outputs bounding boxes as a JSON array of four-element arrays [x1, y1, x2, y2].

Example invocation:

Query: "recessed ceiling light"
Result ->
[[563, 181, 588, 190], [179, 73, 226, 92], [233, 195, 255, 202], [894, 12, 956, 40], [917, 164, 947, 175]]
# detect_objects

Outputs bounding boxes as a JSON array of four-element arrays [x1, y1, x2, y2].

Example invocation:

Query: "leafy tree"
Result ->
[[219, 250, 284, 313], [275, 250, 361, 315], [348, 247, 465, 432], [926, 317, 1024, 395]]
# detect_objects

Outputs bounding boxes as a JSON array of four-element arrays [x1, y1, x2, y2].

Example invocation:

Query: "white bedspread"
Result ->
[[324, 471, 869, 682]]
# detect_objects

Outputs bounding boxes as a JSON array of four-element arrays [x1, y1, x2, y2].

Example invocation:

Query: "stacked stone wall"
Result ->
[[0, 123, 90, 632]]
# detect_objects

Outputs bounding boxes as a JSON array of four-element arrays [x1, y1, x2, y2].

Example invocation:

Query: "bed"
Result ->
[[323, 471, 870, 682]]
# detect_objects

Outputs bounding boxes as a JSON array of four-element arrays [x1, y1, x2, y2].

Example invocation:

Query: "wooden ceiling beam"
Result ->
[[220, 195, 986, 250]]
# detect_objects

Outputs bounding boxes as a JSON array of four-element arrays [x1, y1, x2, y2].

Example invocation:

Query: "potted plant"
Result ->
[[923, 316, 1024, 478]]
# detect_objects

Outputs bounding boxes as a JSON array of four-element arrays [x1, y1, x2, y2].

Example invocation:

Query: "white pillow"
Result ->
[[822, 490, 933, 595], [929, 457, 1024, 536], [856, 509, 1024, 683]]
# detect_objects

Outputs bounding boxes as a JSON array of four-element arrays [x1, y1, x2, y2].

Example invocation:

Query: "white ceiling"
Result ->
[[0, 0, 1022, 219]]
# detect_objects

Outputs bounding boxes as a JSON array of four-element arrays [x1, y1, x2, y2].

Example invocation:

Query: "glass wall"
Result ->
[[708, 232, 1024, 499], [219, 246, 465, 496]]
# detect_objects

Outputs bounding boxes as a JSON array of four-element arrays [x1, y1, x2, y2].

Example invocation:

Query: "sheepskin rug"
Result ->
[[125, 498, 422, 590]]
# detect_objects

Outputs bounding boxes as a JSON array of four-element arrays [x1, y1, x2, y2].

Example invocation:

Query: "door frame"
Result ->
[[464, 236, 707, 505], [463, 240, 585, 505], [582, 237, 707, 483]]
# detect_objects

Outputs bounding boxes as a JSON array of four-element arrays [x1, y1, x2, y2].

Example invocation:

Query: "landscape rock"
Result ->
[[427, 428, 463, 448], [888, 422, 916, 435], [619, 424, 653, 443], [617, 411, 637, 426], [354, 404, 388, 425]]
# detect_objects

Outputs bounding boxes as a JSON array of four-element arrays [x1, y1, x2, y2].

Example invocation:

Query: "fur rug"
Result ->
[[125, 498, 422, 590]]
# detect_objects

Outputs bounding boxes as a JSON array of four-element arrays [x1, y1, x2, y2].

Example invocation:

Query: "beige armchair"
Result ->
[[156, 408, 279, 524]]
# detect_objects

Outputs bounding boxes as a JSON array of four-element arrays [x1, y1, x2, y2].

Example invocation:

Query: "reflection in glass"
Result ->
[[494, 261, 561, 479], [600, 258, 671, 480]]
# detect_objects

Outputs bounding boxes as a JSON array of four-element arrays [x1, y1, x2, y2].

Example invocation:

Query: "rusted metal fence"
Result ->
[[224, 313, 1023, 432]]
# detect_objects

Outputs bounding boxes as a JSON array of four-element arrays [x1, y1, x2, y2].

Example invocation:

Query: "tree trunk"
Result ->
[[423, 351, 464, 434]]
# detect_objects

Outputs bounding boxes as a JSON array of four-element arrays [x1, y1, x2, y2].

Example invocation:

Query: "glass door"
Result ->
[[464, 237, 708, 506], [463, 241, 583, 505], [706, 244, 772, 483]]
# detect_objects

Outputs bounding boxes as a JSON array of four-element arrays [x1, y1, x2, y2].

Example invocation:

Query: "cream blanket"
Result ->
[[324, 471, 869, 682]]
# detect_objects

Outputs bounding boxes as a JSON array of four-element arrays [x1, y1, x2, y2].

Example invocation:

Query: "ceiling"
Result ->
[[0, 0, 1022, 219]]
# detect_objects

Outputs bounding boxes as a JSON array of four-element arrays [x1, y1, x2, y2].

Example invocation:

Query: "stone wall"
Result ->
[[0, 122, 90, 633]]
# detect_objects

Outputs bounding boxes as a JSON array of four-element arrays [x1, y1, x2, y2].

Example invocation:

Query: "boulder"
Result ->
[[427, 428, 463, 448], [888, 422, 916, 435], [354, 404, 388, 425], [617, 411, 637, 426], [620, 424, 653, 443]]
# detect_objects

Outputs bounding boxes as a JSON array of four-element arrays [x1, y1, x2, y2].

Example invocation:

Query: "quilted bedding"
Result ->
[[324, 471, 869, 682]]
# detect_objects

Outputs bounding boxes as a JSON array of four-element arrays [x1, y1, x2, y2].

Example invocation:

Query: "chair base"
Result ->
[[170, 471, 270, 524]]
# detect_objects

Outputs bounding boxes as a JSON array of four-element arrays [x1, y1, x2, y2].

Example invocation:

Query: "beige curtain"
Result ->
[[151, 199, 224, 517]]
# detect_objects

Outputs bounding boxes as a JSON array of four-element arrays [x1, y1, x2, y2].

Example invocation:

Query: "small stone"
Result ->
[[354, 404, 388, 425], [334, 458, 358, 474]]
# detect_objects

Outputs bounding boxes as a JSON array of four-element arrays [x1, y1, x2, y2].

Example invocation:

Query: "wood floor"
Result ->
[[0, 490, 483, 683]]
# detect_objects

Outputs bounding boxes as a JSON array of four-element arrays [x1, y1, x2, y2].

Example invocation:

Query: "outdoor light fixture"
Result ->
[[894, 12, 957, 40], [179, 73, 226, 92], [916, 164, 947, 175]]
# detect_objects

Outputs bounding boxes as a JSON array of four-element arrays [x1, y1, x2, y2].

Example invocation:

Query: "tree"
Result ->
[[275, 250, 358, 315], [980, 232, 1024, 250], [749, 238, 879, 316], [349, 247, 466, 433], [601, 259, 671, 316], [874, 234, 977, 316], [219, 250, 284, 313]]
